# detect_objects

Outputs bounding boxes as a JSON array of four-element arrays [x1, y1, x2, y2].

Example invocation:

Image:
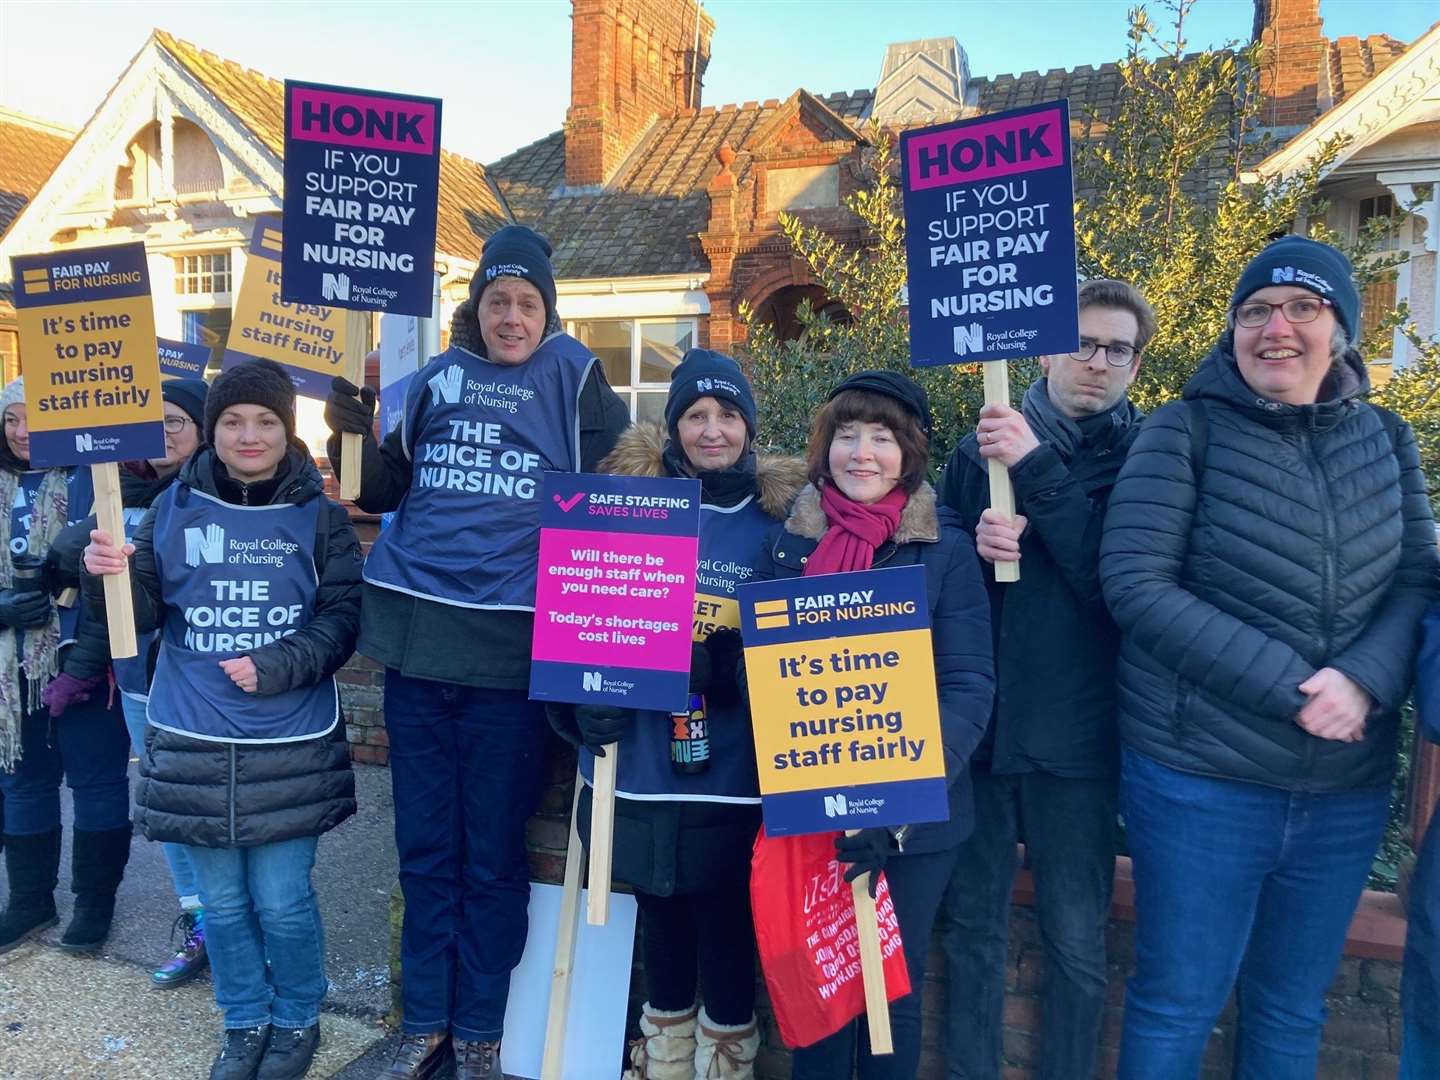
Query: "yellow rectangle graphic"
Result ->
[[753, 598, 789, 616], [755, 613, 791, 630], [260, 229, 283, 251], [22, 268, 49, 282], [23, 280, 50, 294]]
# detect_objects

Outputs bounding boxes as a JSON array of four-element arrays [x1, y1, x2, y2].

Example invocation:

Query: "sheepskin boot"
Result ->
[[622, 1002, 698, 1080], [693, 1007, 759, 1079]]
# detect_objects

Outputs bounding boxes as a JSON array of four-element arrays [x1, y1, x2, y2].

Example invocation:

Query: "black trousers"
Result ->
[[635, 881, 757, 1024]]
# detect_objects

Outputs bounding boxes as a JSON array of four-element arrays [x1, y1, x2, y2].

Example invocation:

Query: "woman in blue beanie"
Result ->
[[1100, 236, 1437, 1078]]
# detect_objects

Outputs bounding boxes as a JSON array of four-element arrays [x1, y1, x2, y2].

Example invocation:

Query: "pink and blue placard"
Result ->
[[530, 473, 700, 714], [900, 98, 1079, 367], [281, 80, 441, 318]]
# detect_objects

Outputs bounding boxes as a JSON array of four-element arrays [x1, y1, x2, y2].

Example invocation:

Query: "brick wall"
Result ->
[[1253, 0, 1327, 128]]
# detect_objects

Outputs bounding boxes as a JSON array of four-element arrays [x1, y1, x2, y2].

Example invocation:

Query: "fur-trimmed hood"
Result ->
[[783, 481, 941, 544], [599, 421, 806, 521]]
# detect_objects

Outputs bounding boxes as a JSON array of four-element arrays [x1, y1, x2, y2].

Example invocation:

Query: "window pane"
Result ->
[[573, 319, 633, 387], [639, 321, 692, 383], [636, 391, 666, 424]]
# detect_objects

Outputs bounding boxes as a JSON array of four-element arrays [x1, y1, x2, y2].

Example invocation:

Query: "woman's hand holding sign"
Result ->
[[83, 529, 133, 576]]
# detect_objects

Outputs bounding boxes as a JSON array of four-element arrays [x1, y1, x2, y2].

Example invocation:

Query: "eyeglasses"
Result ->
[[1070, 338, 1137, 367], [1234, 297, 1332, 328], [163, 416, 195, 434]]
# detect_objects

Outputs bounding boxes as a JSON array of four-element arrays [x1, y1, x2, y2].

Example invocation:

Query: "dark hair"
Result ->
[[1078, 278, 1158, 354], [805, 389, 930, 495]]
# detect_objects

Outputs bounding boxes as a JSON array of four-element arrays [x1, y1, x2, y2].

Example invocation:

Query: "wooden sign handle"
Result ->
[[847, 829, 894, 1055], [586, 748, 617, 925], [91, 462, 137, 659], [982, 361, 1020, 583], [338, 309, 371, 503], [541, 770, 587, 1079]]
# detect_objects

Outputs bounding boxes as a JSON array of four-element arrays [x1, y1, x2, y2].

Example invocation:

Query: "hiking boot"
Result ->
[[209, 1024, 271, 1080], [60, 824, 132, 952], [375, 1031, 450, 1079], [258, 1024, 321, 1079], [153, 908, 209, 988], [453, 1038, 502, 1080], [0, 829, 61, 954]]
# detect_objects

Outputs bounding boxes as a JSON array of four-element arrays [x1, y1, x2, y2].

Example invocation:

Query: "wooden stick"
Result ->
[[982, 361, 1020, 583], [586, 748, 617, 925], [541, 770, 586, 1080], [338, 310, 371, 503], [847, 829, 894, 1056], [91, 462, 137, 659]]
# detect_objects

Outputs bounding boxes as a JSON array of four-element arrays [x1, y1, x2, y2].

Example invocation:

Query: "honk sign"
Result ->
[[738, 564, 948, 837]]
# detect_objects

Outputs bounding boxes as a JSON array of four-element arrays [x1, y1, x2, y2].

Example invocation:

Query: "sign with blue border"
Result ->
[[157, 337, 210, 379]]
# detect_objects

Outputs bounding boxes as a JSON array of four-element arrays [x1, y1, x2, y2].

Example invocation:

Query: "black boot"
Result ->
[[60, 824, 132, 952], [0, 829, 61, 953]]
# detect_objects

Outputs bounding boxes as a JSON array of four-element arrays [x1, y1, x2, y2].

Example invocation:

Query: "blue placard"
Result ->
[[900, 99, 1079, 366], [738, 564, 950, 836], [157, 337, 210, 379], [281, 80, 442, 318]]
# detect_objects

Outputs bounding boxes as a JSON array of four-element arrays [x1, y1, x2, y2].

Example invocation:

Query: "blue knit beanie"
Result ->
[[1230, 236, 1360, 342], [665, 349, 757, 437]]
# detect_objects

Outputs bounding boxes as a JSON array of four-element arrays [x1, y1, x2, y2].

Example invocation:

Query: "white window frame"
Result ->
[[567, 315, 699, 420]]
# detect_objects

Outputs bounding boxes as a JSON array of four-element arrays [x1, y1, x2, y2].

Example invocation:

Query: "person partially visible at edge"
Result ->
[[82, 359, 362, 1080], [48, 377, 212, 988], [936, 279, 1155, 1080], [322, 224, 628, 1080], [1099, 236, 1437, 1079], [547, 350, 805, 1080], [752, 371, 995, 1080], [1403, 607, 1440, 1079], [0, 376, 132, 958]]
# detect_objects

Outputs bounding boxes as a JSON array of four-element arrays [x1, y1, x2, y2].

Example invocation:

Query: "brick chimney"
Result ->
[[1252, 0, 1328, 127], [565, 0, 715, 188]]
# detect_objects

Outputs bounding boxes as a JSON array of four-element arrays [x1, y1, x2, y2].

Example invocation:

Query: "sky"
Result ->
[[1, 0, 1435, 165]]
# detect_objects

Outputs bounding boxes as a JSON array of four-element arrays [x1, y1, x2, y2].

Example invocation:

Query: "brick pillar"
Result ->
[[1252, 0, 1327, 128], [700, 142, 739, 349]]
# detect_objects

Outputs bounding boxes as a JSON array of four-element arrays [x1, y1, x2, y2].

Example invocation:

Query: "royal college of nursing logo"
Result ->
[[184, 524, 226, 567], [428, 364, 464, 406], [583, 670, 603, 692], [322, 272, 351, 302], [74, 433, 93, 452], [824, 793, 848, 818]]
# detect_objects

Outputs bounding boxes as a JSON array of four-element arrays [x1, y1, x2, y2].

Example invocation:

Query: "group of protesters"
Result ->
[[0, 223, 1437, 1080]]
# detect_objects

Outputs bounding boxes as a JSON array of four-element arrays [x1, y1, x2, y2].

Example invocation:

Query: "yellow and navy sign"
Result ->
[[738, 564, 947, 836], [9, 242, 165, 467], [223, 216, 348, 399]]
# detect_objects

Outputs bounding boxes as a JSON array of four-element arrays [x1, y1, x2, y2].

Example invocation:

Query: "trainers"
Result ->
[[209, 1025, 270, 1080], [258, 1024, 320, 1079], [153, 909, 209, 988], [375, 1031, 451, 1079], [453, 1038, 502, 1080]]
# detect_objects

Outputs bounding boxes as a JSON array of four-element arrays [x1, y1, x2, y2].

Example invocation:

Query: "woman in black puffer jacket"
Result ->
[[85, 360, 360, 1080], [1100, 237, 1437, 1080]]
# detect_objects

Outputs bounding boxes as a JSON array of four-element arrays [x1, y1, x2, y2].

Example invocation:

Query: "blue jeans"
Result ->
[[940, 767, 1116, 1079], [0, 694, 129, 834], [120, 694, 198, 898], [790, 846, 959, 1080], [185, 835, 326, 1030], [385, 671, 547, 1042], [1118, 748, 1388, 1080], [1401, 803, 1440, 1079]]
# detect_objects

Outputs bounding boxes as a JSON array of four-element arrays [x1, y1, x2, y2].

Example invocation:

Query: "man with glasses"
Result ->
[[937, 278, 1156, 1080]]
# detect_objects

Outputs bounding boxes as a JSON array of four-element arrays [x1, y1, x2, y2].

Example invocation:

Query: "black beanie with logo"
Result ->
[[664, 349, 758, 437], [469, 225, 558, 328], [204, 359, 297, 446]]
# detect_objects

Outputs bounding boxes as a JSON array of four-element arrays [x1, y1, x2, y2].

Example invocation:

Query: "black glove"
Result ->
[[575, 705, 630, 755], [324, 377, 377, 438], [835, 829, 894, 898], [703, 628, 743, 707], [0, 587, 54, 630], [688, 641, 713, 694]]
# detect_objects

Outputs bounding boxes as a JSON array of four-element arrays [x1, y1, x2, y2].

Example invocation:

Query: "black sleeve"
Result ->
[[326, 424, 412, 515], [1008, 444, 1112, 618], [578, 365, 630, 473], [931, 524, 997, 787], [59, 607, 112, 680], [247, 500, 362, 695], [46, 515, 99, 590], [937, 438, 986, 535], [81, 505, 164, 636]]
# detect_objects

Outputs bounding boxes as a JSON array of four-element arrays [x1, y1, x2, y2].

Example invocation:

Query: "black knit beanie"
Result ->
[[1230, 236, 1360, 342], [829, 370, 933, 436], [204, 359, 297, 446], [469, 225, 557, 327], [664, 349, 757, 437], [162, 378, 209, 436]]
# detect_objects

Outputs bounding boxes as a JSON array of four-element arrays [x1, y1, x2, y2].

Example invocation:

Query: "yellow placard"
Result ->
[[692, 591, 740, 641]]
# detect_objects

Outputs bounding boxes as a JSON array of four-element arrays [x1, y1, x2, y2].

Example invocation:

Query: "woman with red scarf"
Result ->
[[753, 371, 994, 1078]]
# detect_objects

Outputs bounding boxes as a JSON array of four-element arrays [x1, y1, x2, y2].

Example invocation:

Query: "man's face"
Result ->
[[1040, 305, 1142, 418], [478, 277, 546, 365]]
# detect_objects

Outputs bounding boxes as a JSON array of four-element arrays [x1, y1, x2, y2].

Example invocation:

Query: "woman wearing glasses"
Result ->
[[1100, 237, 1437, 1079]]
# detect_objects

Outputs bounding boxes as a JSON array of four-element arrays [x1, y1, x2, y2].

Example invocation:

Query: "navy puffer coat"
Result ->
[[1100, 341, 1436, 792]]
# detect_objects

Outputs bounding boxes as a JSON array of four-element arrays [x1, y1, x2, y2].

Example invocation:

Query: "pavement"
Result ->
[[0, 762, 403, 1079]]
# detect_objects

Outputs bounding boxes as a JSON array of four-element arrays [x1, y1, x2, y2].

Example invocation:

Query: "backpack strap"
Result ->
[[1369, 403, 1402, 454]]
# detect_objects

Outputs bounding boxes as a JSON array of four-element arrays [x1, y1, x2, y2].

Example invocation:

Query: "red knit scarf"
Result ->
[[804, 484, 907, 576]]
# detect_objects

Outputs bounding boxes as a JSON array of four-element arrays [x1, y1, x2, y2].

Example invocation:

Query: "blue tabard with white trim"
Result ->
[[113, 505, 155, 700], [363, 334, 596, 611], [10, 467, 94, 645], [145, 486, 337, 744], [582, 494, 774, 803]]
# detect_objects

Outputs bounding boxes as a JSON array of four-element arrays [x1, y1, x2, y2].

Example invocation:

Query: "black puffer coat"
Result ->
[[1100, 342, 1437, 792], [83, 446, 362, 846]]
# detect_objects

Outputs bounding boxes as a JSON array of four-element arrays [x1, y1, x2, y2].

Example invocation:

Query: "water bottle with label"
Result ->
[[670, 693, 710, 774]]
